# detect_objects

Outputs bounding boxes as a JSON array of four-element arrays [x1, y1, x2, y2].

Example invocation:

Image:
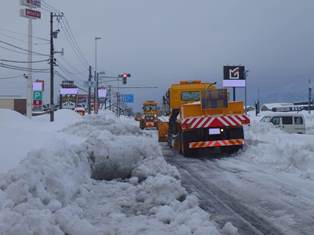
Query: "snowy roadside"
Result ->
[[0, 110, 223, 235], [0, 109, 84, 174], [243, 112, 314, 179]]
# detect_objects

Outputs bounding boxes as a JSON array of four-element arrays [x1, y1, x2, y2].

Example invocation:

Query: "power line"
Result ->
[[0, 74, 22, 80], [41, 0, 89, 67], [41, 0, 61, 13], [59, 18, 89, 67], [0, 28, 49, 42], [0, 62, 49, 73], [0, 32, 49, 46], [0, 40, 49, 56], [0, 58, 49, 64], [58, 56, 88, 74], [57, 65, 86, 82]]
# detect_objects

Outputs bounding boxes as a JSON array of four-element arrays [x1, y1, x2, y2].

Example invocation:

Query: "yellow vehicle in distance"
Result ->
[[140, 100, 160, 129], [158, 80, 250, 157]]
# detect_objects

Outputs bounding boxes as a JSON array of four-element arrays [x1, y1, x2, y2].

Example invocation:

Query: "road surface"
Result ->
[[161, 143, 314, 235]]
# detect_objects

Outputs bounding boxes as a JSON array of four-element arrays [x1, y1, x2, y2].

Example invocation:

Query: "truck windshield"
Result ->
[[181, 91, 200, 102], [143, 105, 158, 111]]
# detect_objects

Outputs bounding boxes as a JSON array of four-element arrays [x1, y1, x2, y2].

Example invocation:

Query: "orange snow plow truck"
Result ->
[[140, 100, 159, 129], [158, 80, 250, 157]]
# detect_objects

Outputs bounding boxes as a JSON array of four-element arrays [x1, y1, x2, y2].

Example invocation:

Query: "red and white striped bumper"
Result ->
[[181, 114, 250, 130], [189, 139, 244, 149]]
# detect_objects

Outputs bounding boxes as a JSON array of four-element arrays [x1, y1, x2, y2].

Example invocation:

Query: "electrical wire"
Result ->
[[41, 0, 90, 69], [0, 32, 49, 46], [0, 74, 22, 80], [0, 28, 49, 42], [0, 40, 49, 57], [0, 58, 49, 64], [58, 56, 88, 75], [58, 18, 89, 67], [0, 62, 49, 73]]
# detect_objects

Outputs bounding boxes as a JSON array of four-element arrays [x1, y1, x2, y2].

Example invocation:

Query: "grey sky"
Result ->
[[1, 0, 314, 111]]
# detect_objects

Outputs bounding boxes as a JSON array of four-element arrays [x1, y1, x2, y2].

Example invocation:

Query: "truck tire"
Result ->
[[140, 120, 145, 130]]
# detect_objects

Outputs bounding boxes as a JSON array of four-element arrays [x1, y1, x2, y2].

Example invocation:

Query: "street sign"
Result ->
[[21, 8, 41, 19], [33, 91, 42, 100], [223, 66, 246, 87], [21, 0, 41, 8], [121, 94, 134, 103]]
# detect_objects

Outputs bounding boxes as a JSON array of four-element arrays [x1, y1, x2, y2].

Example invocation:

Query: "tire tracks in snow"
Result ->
[[162, 146, 285, 235]]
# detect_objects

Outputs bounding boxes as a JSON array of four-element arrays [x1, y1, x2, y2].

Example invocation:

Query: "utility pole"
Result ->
[[108, 85, 112, 111], [233, 87, 236, 101], [50, 12, 63, 122], [94, 71, 99, 113], [88, 65, 92, 114], [244, 70, 249, 114], [309, 79, 312, 114], [49, 12, 54, 122], [94, 37, 101, 114], [117, 76, 120, 117], [27, 9, 33, 119]]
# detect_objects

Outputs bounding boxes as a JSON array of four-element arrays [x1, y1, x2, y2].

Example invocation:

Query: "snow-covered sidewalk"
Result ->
[[0, 110, 222, 235]]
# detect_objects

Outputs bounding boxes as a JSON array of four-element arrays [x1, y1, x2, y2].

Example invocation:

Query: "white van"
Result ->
[[260, 113, 305, 134]]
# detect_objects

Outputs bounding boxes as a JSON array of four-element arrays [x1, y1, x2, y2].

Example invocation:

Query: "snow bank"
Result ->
[[0, 109, 84, 174], [0, 110, 221, 235], [242, 114, 314, 179]]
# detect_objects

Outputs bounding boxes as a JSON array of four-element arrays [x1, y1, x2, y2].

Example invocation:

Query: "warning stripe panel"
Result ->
[[189, 139, 245, 149], [182, 114, 250, 130]]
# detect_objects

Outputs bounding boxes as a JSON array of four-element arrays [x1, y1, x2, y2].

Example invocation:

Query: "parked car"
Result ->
[[260, 113, 305, 134], [74, 104, 86, 116]]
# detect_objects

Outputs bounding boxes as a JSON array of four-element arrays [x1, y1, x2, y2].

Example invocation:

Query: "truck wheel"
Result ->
[[221, 145, 242, 155], [140, 120, 145, 130]]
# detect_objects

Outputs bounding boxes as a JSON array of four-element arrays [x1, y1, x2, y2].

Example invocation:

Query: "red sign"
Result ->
[[33, 100, 42, 106], [22, 8, 41, 19], [25, 0, 41, 8]]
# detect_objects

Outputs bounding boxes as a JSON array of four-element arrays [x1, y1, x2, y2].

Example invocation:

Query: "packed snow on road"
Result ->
[[0, 109, 223, 235], [162, 111, 314, 234]]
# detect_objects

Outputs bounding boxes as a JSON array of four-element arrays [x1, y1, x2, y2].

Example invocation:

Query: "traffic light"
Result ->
[[119, 73, 131, 84]]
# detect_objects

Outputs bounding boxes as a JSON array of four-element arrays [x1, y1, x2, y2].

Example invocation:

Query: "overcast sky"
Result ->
[[1, 0, 314, 111]]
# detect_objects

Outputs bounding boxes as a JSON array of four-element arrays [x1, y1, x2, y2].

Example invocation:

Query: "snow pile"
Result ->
[[0, 110, 221, 235], [243, 116, 314, 179], [0, 109, 84, 174]]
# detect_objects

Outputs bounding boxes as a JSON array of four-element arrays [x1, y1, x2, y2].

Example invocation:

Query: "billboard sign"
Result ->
[[33, 80, 44, 91], [21, 8, 41, 19], [60, 88, 78, 95], [98, 88, 107, 98], [21, 0, 41, 8], [223, 66, 246, 87], [121, 94, 134, 103]]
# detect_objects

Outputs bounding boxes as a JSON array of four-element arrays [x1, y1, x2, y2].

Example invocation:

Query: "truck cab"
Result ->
[[140, 100, 160, 129]]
